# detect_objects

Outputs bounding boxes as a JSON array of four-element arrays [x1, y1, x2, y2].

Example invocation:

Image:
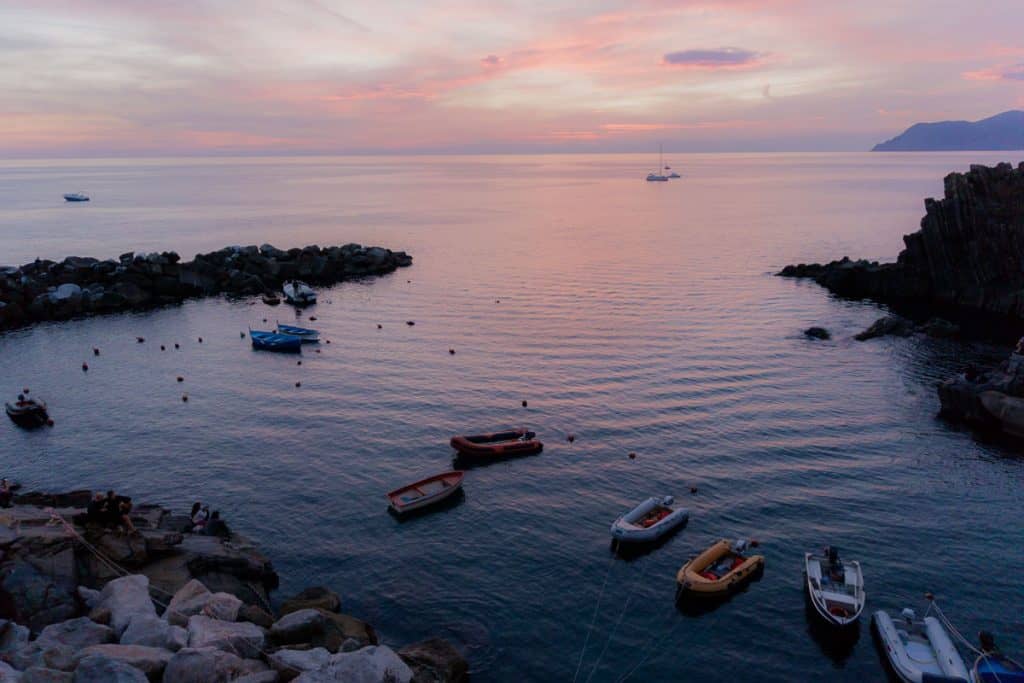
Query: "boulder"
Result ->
[[201, 593, 241, 622], [163, 580, 210, 627], [267, 648, 330, 681], [238, 605, 274, 629], [922, 317, 960, 338], [269, 609, 324, 645], [120, 615, 186, 651], [398, 639, 468, 683], [71, 654, 147, 683], [75, 589, 100, 610], [854, 315, 914, 341], [0, 619, 29, 654], [96, 575, 156, 637], [268, 609, 376, 653], [21, 667, 73, 683], [803, 326, 830, 340], [9, 643, 76, 672], [0, 661, 20, 682], [73, 645, 171, 679], [0, 561, 77, 632], [109, 282, 149, 307], [293, 646, 413, 683], [162, 647, 250, 683], [185, 615, 264, 658], [36, 618, 114, 650], [280, 588, 340, 616], [234, 672, 279, 683]]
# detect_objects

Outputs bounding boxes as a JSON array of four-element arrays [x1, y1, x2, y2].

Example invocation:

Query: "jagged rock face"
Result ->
[[780, 163, 1024, 319]]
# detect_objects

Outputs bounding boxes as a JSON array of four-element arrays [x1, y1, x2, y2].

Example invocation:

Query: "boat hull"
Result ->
[[387, 471, 465, 514], [676, 539, 764, 598], [804, 552, 864, 627], [249, 330, 302, 352], [610, 497, 689, 544], [5, 402, 49, 428], [450, 429, 543, 460], [276, 324, 320, 342], [973, 654, 1024, 683], [872, 611, 970, 683]]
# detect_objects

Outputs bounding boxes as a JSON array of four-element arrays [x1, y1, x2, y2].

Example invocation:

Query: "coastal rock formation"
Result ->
[[0, 493, 466, 682], [779, 163, 1024, 323], [0, 243, 412, 330]]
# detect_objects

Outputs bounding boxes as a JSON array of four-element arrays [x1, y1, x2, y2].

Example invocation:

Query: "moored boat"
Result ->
[[283, 280, 316, 306], [610, 496, 689, 544], [450, 428, 543, 460], [805, 546, 865, 627], [978, 390, 1024, 437], [249, 329, 302, 352], [972, 632, 1024, 683], [387, 471, 464, 514], [676, 539, 764, 599], [872, 608, 969, 683], [276, 323, 319, 342], [63, 192, 89, 202], [5, 396, 50, 428], [262, 294, 281, 306]]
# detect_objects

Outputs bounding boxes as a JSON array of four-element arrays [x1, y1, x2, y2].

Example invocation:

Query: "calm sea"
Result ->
[[0, 153, 1021, 682]]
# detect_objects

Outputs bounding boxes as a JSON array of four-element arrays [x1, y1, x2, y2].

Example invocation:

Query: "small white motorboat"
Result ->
[[63, 193, 90, 202], [610, 495, 688, 544], [283, 280, 316, 306], [873, 608, 970, 683], [804, 546, 864, 626]]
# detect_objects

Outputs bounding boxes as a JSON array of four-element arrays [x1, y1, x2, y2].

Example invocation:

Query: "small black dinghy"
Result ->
[[5, 395, 50, 428]]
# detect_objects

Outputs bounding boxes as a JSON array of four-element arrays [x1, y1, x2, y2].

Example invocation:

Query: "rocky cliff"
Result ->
[[0, 243, 412, 330], [779, 162, 1024, 323]]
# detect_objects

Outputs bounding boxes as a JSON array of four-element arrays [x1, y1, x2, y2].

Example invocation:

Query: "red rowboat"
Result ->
[[450, 428, 543, 460], [387, 471, 464, 514]]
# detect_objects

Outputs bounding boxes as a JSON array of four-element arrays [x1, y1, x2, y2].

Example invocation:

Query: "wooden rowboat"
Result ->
[[450, 428, 543, 460], [387, 471, 464, 514]]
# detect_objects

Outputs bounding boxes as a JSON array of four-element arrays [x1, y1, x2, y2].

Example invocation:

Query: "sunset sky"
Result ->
[[2, 0, 1023, 156]]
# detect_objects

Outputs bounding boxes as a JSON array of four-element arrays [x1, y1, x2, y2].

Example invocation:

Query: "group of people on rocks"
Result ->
[[85, 490, 137, 533], [188, 501, 229, 537]]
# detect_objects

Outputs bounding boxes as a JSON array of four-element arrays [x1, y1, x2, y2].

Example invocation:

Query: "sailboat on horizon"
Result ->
[[646, 144, 669, 182]]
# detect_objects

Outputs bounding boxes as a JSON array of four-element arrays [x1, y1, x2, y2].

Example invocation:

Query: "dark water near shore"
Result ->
[[1, 153, 1022, 682]]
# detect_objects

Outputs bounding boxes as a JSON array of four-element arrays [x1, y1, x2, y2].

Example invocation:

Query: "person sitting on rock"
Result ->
[[0, 479, 11, 508], [190, 502, 209, 532], [117, 496, 136, 535], [85, 492, 106, 523], [203, 510, 230, 538]]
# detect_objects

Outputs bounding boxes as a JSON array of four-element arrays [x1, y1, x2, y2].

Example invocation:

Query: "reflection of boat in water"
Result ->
[[805, 546, 865, 627], [5, 396, 50, 428], [676, 539, 764, 599], [610, 496, 688, 545], [63, 192, 90, 202], [872, 608, 968, 683], [387, 471, 464, 514]]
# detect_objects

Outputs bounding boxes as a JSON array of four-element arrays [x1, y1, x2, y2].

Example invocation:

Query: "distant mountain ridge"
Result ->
[[872, 110, 1024, 151]]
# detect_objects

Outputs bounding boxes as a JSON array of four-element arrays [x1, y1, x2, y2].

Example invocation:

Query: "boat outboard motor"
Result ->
[[661, 496, 674, 506], [979, 630, 997, 653], [732, 539, 749, 554], [901, 608, 917, 625]]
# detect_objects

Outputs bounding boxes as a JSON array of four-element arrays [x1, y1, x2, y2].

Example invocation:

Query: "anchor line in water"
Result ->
[[583, 556, 654, 683], [571, 550, 618, 683]]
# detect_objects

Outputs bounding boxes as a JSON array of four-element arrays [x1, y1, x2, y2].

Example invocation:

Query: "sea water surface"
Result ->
[[0, 153, 1022, 682]]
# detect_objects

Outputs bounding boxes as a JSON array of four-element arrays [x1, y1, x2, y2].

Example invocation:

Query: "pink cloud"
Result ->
[[963, 63, 1024, 81]]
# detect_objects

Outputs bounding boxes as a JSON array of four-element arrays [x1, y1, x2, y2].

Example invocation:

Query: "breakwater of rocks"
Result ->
[[0, 490, 466, 682], [0, 243, 413, 330]]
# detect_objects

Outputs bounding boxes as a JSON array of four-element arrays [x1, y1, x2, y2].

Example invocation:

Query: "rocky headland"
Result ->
[[0, 490, 466, 682], [0, 243, 413, 331], [779, 162, 1024, 430]]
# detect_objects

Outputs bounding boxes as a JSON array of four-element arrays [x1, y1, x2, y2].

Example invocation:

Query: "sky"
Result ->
[[1, 0, 1023, 156]]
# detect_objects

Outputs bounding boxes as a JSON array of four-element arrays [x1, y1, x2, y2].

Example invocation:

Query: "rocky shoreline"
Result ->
[[0, 490, 466, 682], [0, 243, 413, 331], [780, 162, 1024, 432]]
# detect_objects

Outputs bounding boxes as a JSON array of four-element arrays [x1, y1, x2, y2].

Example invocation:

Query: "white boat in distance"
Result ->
[[646, 144, 669, 181], [63, 193, 89, 202], [804, 546, 865, 626], [873, 608, 970, 683], [610, 495, 689, 543], [282, 280, 316, 306]]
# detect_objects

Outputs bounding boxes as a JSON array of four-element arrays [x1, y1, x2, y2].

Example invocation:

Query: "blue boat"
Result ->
[[276, 323, 320, 342], [249, 329, 302, 352]]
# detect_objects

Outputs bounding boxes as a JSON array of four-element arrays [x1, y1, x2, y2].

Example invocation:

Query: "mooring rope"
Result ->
[[583, 556, 653, 683], [571, 550, 618, 683]]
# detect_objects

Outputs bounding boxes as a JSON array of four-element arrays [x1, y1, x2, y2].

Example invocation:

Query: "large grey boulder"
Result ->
[[0, 661, 20, 682], [185, 616, 264, 658], [73, 644, 171, 679], [234, 672, 279, 683], [280, 587, 339, 616], [269, 609, 324, 644], [72, 654, 146, 683], [201, 593, 241, 622], [293, 646, 413, 683], [398, 639, 468, 683], [267, 648, 331, 679], [0, 561, 77, 632], [36, 618, 114, 651], [162, 647, 250, 683], [97, 576, 156, 637], [8, 643, 76, 672], [0, 620, 30, 654], [120, 615, 186, 651], [162, 580, 210, 627]]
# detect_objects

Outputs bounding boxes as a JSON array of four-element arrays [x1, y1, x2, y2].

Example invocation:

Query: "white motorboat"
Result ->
[[610, 495, 688, 543], [282, 280, 316, 306], [804, 546, 864, 626], [63, 193, 89, 202], [873, 608, 970, 683]]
